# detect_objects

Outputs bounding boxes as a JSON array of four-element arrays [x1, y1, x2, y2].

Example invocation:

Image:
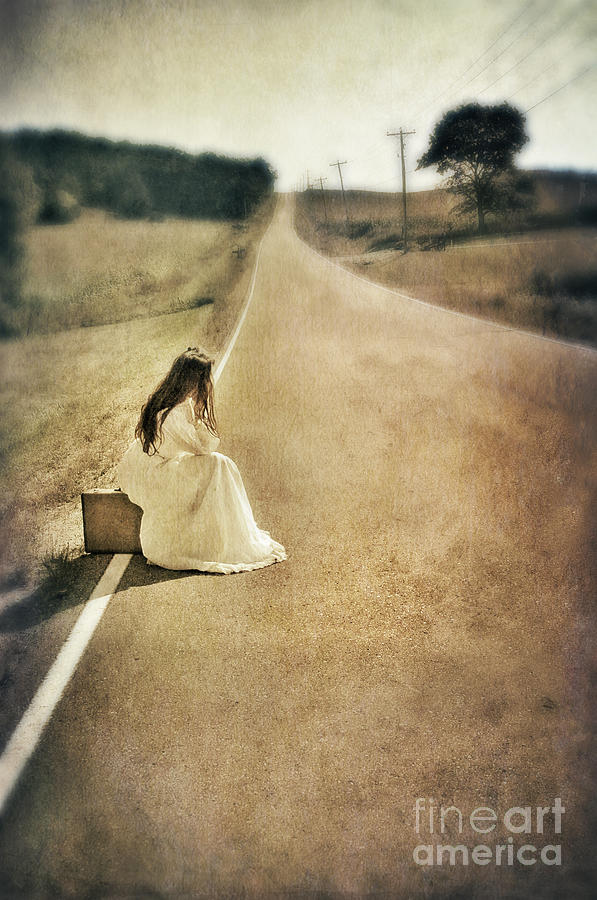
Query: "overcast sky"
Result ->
[[1, 0, 595, 191]]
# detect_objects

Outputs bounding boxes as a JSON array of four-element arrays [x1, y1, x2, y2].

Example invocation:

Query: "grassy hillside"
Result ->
[[296, 171, 597, 257], [339, 229, 595, 344], [10, 210, 252, 336], [295, 172, 597, 346], [297, 187, 454, 257]]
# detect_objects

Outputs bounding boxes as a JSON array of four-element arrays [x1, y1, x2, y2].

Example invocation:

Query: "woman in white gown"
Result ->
[[117, 347, 286, 573]]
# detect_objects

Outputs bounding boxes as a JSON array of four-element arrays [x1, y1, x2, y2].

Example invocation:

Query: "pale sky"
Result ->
[[1, 0, 596, 191]]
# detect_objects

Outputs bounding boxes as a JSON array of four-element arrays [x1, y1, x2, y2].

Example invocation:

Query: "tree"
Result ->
[[39, 187, 81, 224], [104, 163, 152, 218], [0, 147, 42, 333], [417, 102, 529, 233]]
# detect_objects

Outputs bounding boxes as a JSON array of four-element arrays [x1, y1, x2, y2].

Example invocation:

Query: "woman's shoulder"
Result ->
[[165, 398, 215, 437], [166, 398, 195, 424]]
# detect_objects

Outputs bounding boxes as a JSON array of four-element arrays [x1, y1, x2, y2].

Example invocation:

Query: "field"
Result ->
[[296, 188, 456, 257], [12, 210, 253, 335], [337, 229, 596, 343], [0, 197, 275, 588], [295, 176, 597, 346]]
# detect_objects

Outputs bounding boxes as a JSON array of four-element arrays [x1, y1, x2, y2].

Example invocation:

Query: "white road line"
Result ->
[[0, 553, 132, 816], [214, 205, 277, 381], [0, 200, 277, 819], [291, 197, 597, 356], [448, 237, 576, 250]]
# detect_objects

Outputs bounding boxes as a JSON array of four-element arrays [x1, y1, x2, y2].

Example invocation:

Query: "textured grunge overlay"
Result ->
[[0, 1, 596, 898]]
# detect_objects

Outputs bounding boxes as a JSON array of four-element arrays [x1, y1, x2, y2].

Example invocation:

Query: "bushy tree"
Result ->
[[417, 102, 529, 233], [39, 186, 81, 223], [0, 148, 42, 332], [104, 164, 152, 218]]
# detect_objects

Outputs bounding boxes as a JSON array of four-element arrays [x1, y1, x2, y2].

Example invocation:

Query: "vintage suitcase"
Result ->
[[81, 489, 143, 554]]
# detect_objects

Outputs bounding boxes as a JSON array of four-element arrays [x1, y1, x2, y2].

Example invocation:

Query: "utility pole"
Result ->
[[330, 160, 349, 226], [387, 128, 415, 251], [317, 176, 328, 221]]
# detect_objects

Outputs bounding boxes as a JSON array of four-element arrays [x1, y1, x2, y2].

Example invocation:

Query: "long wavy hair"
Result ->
[[135, 347, 218, 454]]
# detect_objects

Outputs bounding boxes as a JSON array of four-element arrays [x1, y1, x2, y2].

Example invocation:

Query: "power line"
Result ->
[[410, 2, 593, 128], [410, 0, 537, 122], [507, 60, 556, 100], [524, 62, 595, 112], [449, 0, 537, 82], [302, 4, 593, 198], [426, 0, 595, 117], [428, 3, 547, 111], [348, 138, 388, 164], [478, 7, 585, 96], [362, 64, 594, 193], [506, 34, 591, 100], [479, 23, 562, 95]]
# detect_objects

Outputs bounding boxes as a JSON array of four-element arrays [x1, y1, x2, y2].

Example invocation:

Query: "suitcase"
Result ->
[[81, 489, 143, 554]]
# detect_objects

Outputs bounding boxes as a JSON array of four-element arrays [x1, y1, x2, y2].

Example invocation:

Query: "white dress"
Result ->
[[117, 397, 286, 573]]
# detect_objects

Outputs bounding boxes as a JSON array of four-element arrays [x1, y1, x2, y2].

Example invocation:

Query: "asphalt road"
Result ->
[[0, 196, 596, 899]]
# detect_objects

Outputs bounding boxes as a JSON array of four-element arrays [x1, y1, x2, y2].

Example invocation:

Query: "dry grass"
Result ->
[[10, 210, 254, 335], [345, 229, 597, 344], [296, 175, 597, 258], [297, 188, 456, 257], [0, 198, 275, 581]]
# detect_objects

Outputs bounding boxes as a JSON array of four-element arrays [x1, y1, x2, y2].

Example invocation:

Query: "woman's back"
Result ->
[[156, 398, 220, 459]]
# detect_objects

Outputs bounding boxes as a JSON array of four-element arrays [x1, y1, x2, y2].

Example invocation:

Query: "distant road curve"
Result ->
[[292, 200, 596, 355]]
